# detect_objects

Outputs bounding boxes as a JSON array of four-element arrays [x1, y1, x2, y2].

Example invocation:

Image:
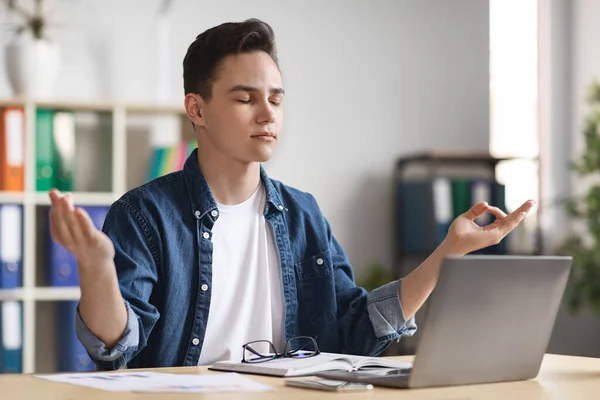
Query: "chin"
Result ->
[[248, 146, 276, 163], [253, 153, 274, 163]]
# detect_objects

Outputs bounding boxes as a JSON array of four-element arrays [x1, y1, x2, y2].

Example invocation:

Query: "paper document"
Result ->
[[134, 373, 272, 393], [35, 371, 271, 393]]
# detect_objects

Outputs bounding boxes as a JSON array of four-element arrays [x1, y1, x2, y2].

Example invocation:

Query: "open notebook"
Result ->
[[209, 352, 413, 377]]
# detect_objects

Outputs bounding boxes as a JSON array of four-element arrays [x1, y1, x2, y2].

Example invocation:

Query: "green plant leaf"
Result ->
[[564, 199, 584, 218], [357, 261, 395, 292], [558, 83, 600, 316], [5, 0, 49, 40], [587, 81, 600, 104]]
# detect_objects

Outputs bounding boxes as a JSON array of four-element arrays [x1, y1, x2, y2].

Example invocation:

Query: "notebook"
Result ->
[[209, 352, 413, 377]]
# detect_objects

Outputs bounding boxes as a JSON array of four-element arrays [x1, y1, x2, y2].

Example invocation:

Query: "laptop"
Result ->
[[317, 255, 572, 388]]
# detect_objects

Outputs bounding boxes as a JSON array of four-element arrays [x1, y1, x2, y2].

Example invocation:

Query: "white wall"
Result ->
[[266, 0, 490, 276], [570, 0, 600, 162], [0, 0, 490, 277], [538, 0, 572, 254], [542, 0, 600, 357]]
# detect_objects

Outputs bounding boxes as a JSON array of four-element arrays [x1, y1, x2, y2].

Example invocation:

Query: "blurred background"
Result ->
[[0, 0, 599, 373]]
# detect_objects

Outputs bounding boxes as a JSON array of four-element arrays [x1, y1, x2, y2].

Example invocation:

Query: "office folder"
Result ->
[[83, 206, 109, 232], [57, 301, 94, 372], [48, 236, 78, 287], [397, 177, 452, 255], [53, 112, 76, 192], [0, 300, 22, 373], [48, 206, 108, 286], [0, 204, 23, 288], [0, 107, 25, 192], [470, 179, 493, 254], [35, 109, 56, 191], [489, 182, 508, 254]]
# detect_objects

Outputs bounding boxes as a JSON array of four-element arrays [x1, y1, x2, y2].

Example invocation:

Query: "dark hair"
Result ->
[[183, 18, 279, 100]]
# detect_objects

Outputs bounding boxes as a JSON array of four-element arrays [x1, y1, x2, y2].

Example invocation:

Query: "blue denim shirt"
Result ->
[[75, 149, 416, 370]]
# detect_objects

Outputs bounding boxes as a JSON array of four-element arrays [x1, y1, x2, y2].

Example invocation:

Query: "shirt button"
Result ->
[[211, 210, 218, 217], [201, 284, 209, 292], [202, 232, 210, 239], [192, 338, 200, 346], [316, 258, 324, 266], [278, 205, 284, 210], [194, 211, 201, 218]]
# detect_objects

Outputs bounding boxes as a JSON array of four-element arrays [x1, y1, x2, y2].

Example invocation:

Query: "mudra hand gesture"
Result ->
[[443, 200, 535, 256]]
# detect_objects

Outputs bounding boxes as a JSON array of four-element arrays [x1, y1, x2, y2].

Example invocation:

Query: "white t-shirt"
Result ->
[[197, 183, 286, 365]]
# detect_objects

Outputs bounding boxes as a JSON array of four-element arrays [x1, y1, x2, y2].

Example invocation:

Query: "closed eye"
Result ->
[[237, 99, 251, 104], [270, 96, 283, 106]]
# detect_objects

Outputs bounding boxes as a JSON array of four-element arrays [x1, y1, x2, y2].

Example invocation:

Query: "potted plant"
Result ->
[[558, 80, 600, 314], [2, 0, 60, 98], [357, 260, 396, 292]]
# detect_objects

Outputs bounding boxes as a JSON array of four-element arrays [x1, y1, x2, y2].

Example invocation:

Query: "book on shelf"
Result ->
[[147, 141, 196, 181]]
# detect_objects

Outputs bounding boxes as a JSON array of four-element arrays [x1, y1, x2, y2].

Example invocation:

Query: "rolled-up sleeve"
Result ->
[[366, 279, 417, 341], [75, 300, 140, 366]]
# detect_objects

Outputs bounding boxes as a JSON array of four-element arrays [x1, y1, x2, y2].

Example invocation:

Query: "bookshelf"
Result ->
[[0, 98, 192, 373], [386, 150, 541, 356], [394, 151, 512, 271]]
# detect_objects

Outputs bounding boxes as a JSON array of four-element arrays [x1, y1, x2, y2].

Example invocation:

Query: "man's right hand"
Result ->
[[49, 189, 115, 267], [49, 189, 127, 350]]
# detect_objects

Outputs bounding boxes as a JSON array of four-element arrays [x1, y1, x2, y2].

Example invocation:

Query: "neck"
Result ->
[[196, 139, 261, 205]]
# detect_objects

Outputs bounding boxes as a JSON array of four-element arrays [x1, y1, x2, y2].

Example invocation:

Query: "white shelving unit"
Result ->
[[0, 98, 191, 373]]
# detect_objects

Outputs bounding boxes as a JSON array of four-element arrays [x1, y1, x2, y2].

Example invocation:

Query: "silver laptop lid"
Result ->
[[409, 255, 572, 388]]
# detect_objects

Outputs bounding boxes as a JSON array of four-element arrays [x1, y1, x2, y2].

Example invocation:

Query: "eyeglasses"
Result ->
[[241, 336, 320, 363]]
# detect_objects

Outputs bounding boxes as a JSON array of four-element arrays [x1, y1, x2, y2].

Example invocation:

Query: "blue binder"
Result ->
[[0, 300, 23, 373], [469, 178, 493, 255], [48, 236, 78, 287], [83, 206, 109, 232], [48, 206, 109, 286], [489, 182, 508, 255], [397, 178, 452, 255], [57, 301, 94, 372], [0, 205, 23, 288]]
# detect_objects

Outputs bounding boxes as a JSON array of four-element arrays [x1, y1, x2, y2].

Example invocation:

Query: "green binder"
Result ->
[[35, 109, 56, 191], [52, 111, 76, 192], [451, 179, 471, 218]]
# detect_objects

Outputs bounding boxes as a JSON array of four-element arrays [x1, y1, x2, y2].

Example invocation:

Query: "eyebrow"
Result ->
[[228, 85, 285, 95]]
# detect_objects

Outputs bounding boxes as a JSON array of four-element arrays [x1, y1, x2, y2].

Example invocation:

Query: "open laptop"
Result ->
[[317, 255, 572, 388]]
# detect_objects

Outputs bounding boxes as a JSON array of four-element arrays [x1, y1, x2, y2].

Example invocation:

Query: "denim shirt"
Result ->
[[75, 149, 417, 370]]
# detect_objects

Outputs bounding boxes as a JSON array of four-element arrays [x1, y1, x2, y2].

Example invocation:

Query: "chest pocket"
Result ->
[[295, 249, 337, 325]]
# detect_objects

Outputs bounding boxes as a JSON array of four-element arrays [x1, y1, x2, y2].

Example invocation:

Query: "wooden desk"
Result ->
[[3, 354, 600, 399]]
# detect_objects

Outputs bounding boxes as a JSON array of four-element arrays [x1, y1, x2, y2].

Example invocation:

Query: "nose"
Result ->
[[257, 100, 276, 124]]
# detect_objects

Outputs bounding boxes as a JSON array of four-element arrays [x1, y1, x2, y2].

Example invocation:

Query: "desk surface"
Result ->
[[3, 354, 600, 399]]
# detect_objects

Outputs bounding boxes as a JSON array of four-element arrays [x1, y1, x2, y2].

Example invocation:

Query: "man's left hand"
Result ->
[[441, 200, 536, 256]]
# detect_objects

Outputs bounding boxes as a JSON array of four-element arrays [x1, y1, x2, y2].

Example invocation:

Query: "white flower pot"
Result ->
[[5, 34, 60, 99]]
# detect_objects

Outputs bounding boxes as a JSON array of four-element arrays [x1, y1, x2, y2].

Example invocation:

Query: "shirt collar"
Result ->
[[182, 148, 285, 219]]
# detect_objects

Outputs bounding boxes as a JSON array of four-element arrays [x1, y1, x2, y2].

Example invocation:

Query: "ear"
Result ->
[[184, 93, 206, 129]]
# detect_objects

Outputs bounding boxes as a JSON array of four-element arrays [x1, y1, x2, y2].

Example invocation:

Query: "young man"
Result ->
[[49, 18, 534, 370]]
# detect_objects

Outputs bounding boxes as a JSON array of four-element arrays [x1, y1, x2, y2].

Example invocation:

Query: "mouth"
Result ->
[[251, 132, 276, 141]]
